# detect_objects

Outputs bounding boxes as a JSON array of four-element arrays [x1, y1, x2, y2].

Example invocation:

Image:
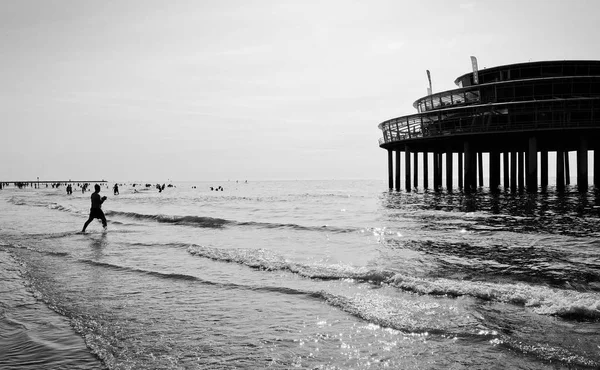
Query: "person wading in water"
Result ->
[[82, 184, 108, 232]]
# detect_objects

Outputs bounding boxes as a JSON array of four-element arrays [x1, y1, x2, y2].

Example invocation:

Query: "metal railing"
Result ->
[[412, 76, 600, 113], [379, 97, 600, 146]]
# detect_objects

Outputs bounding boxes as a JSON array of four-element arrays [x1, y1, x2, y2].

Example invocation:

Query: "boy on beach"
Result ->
[[82, 184, 108, 232]]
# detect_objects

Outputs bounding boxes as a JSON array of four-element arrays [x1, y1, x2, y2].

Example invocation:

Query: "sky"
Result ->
[[1, 0, 599, 182]]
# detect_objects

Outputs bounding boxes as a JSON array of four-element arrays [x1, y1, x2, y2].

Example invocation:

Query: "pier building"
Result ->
[[378, 60, 600, 192]]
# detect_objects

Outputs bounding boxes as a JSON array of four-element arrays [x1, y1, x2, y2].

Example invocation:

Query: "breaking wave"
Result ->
[[187, 244, 600, 321]]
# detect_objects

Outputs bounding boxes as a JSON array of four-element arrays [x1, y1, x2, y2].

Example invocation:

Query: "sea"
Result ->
[[1, 179, 599, 370]]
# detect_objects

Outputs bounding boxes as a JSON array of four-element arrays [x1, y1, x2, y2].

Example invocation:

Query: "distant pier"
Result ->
[[378, 60, 600, 193], [0, 180, 107, 190]]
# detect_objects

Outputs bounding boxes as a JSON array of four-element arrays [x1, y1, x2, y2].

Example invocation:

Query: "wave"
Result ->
[[388, 274, 600, 321], [47, 203, 80, 214], [187, 244, 391, 282], [6, 196, 27, 206], [6, 196, 46, 207], [105, 210, 230, 228], [21, 231, 82, 240], [2, 242, 70, 257], [500, 338, 599, 368], [236, 220, 354, 233], [106, 210, 355, 233], [387, 239, 600, 291], [76, 258, 315, 299], [9, 241, 599, 368], [187, 244, 600, 321], [7, 197, 358, 233]]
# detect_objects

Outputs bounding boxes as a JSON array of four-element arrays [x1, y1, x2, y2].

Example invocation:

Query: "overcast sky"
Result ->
[[1, 0, 598, 182]]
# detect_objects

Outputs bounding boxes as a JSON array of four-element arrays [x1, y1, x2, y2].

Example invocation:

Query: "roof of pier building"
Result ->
[[378, 60, 600, 153]]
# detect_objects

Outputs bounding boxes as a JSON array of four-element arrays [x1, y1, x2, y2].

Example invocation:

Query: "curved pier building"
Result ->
[[378, 60, 600, 192]]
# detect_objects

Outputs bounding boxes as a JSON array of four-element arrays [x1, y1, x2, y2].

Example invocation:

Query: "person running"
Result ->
[[82, 184, 108, 232]]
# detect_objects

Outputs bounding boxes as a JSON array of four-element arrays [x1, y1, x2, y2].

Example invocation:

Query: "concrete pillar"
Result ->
[[490, 150, 501, 192], [405, 146, 411, 192], [477, 152, 484, 187], [518, 151, 525, 192], [433, 151, 444, 191], [527, 137, 538, 192], [388, 150, 393, 189], [540, 150, 549, 189], [446, 150, 453, 192], [436, 152, 444, 191], [464, 142, 475, 192], [503, 152, 510, 190], [595, 149, 600, 188], [458, 151, 463, 190], [577, 137, 588, 192], [433, 152, 439, 191], [565, 151, 571, 185], [510, 151, 517, 193], [557, 149, 565, 192], [395, 150, 401, 191], [423, 152, 429, 189], [413, 152, 419, 189]]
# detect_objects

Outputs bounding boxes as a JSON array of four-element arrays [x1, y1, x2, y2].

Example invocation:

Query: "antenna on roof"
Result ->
[[426, 70, 432, 95], [470, 56, 479, 85]]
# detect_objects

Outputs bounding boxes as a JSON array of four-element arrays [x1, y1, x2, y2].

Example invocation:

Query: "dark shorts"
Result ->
[[88, 208, 107, 225], [89, 208, 105, 219]]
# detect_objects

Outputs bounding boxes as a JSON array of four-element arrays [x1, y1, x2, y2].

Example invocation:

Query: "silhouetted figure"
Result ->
[[113, 183, 119, 195], [82, 184, 107, 233]]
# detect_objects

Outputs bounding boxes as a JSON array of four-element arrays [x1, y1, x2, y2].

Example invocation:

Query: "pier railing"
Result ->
[[379, 97, 600, 146]]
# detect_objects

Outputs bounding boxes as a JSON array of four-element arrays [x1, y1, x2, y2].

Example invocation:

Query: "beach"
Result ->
[[1, 180, 599, 369]]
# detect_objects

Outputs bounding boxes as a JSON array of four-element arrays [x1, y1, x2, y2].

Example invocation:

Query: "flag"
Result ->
[[426, 70, 432, 94], [470, 56, 479, 84]]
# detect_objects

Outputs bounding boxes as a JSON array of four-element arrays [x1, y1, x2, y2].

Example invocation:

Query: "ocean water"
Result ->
[[1, 180, 599, 369]]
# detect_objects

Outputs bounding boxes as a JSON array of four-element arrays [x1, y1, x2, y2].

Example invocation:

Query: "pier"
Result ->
[[0, 180, 107, 190], [378, 60, 600, 193]]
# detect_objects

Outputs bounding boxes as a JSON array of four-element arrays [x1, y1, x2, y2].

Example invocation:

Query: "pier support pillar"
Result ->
[[518, 151, 525, 192], [577, 137, 589, 192], [413, 152, 419, 190], [510, 151, 517, 193], [433, 152, 443, 191], [458, 151, 463, 190], [388, 150, 393, 189], [595, 149, 600, 188], [446, 150, 453, 192], [405, 146, 411, 192], [423, 152, 429, 189], [540, 150, 549, 190], [557, 149, 565, 192], [395, 150, 401, 191], [433, 152, 439, 191], [490, 150, 501, 192], [477, 152, 484, 187], [527, 137, 538, 192], [503, 152, 510, 190], [436, 152, 444, 191], [464, 142, 476, 192], [565, 151, 571, 185]]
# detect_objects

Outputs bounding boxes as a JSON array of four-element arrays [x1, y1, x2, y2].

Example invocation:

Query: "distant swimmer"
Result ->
[[82, 184, 108, 233]]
